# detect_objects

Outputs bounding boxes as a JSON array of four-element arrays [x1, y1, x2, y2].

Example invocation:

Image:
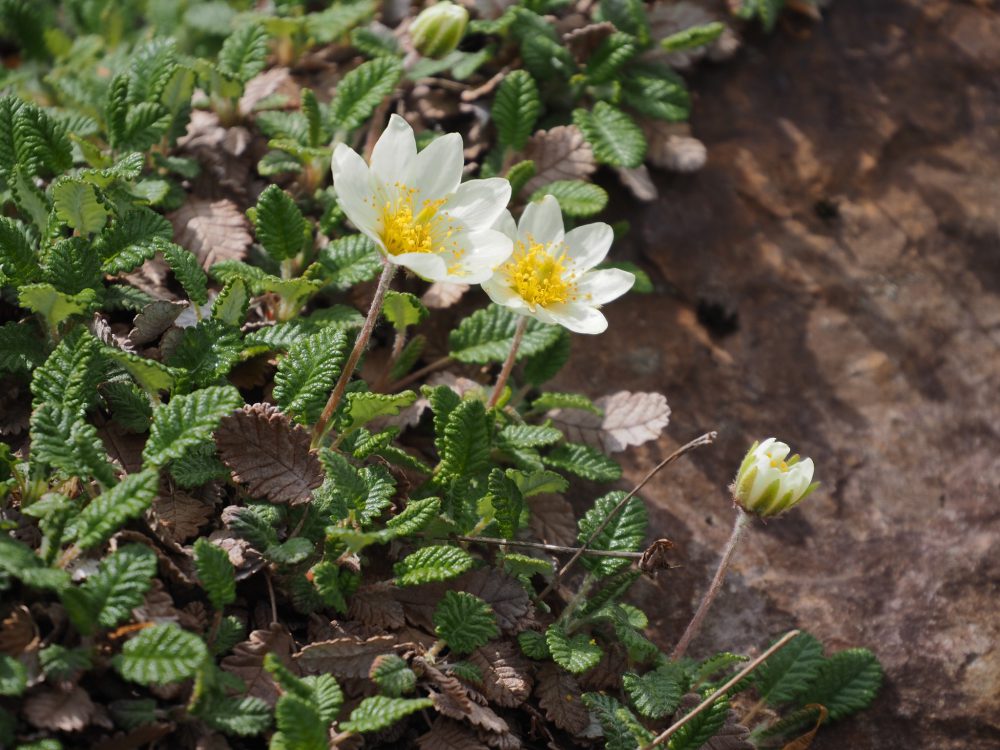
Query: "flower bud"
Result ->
[[732, 438, 818, 517], [410, 1, 469, 59]]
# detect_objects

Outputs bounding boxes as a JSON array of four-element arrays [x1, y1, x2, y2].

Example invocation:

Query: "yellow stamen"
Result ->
[[379, 184, 450, 256], [770, 459, 789, 472], [501, 236, 575, 307]]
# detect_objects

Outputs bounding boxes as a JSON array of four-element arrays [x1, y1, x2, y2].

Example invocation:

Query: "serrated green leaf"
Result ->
[[254, 185, 308, 262], [621, 62, 690, 122], [692, 652, 748, 687], [0, 655, 27, 696], [42, 236, 101, 295], [194, 538, 236, 610], [339, 695, 433, 734], [143, 385, 243, 468], [753, 631, 824, 706], [117, 623, 208, 685], [438, 398, 491, 479], [274, 693, 328, 750], [212, 278, 250, 326], [0, 216, 39, 286], [488, 468, 524, 539], [328, 57, 403, 134], [318, 451, 396, 525], [203, 694, 272, 736], [493, 70, 540, 151], [243, 306, 363, 352], [30, 403, 117, 488], [0, 321, 45, 374], [546, 442, 621, 483], [165, 320, 243, 387], [500, 424, 563, 448], [624, 664, 684, 718], [266, 536, 314, 565], [103, 347, 179, 394], [530, 180, 608, 218], [84, 544, 157, 630], [19, 283, 97, 330], [385, 497, 441, 536], [517, 630, 550, 660], [802, 648, 883, 721], [668, 695, 730, 750], [449, 304, 562, 364], [52, 177, 108, 233], [546, 624, 602, 674], [434, 591, 499, 656], [738, 0, 785, 31], [162, 243, 209, 305], [371, 654, 416, 697], [394, 544, 473, 586], [39, 645, 93, 681], [531, 391, 602, 414], [97, 208, 172, 275], [316, 234, 381, 291], [511, 468, 568, 497], [342, 390, 417, 434], [586, 32, 637, 84], [273, 327, 349, 425], [583, 692, 649, 750], [577, 490, 646, 575], [382, 290, 427, 331], [501, 552, 552, 579], [71, 468, 160, 550], [573, 103, 647, 168], [598, 0, 651, 45], [0, 534, 70, 591], [218, 24, 269, 83], [660, 21, 725, 52]]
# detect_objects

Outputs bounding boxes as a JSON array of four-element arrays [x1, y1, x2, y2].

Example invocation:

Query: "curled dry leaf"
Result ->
[[128, 300, 187, 347], [215, 403, 324, 505], [90, 313, 136, 353], [418, 718, 491, 750], [467, 641, 532, 708], [24, 685, 96, 732], [526, 493, 577, 548], [177, 111, 253, 199], [577, 644, 628, 691], [0, 605, 38, 655], [642, 120, 708, 173], [208, 530, 266, 580], [548, 390, 671, 454], [295, 634, 397, 679], [534, 663, 589, 735], [563, 22, 616, 64], [221, 623, 300, 707], [520, 126, 597, 196], [149, 487, 214, 544], [239, 67, 300, 114], [349, 582, 406, 630], [616, 165, 659, 202], [168, 198, 252, 269], [422, 281, 470, 309]]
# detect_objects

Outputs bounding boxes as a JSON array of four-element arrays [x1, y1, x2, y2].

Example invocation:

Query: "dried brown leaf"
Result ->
[[779, 704, 827, 750], [0, 605, 37, 655], [240, 67, 300, 113], [521, 126, 597, 196], [422, 282, 470, 309], [149, 487, 213, 544], [642, 120, 708, 173], [418, 718, 490, 750], [24, 686, 96, 732], [99, 422, 146, 474], [701, 706, 754, 750], [349, 582, 406, 630], [577, 644, 628, 691], [221, 624, 300, 707], [480, 728, 521, 750], [215, 403, 323, 505], [467, 642, 532, 707], [548, 390, 670, 453], [563, 22, 616, 64], [93, 722, 175, 750], [526, 493, 577, 548], [90, 313, 136, 352], [123, 256, 174, 300], [0, 376, 30, 435], [207, 530, 266, 580], [394, 569, 533, 635], [616, 165, 659, 202], [535, 663, 589, 735], [295, 634, 397, 679], [168, 198, 251, 269]]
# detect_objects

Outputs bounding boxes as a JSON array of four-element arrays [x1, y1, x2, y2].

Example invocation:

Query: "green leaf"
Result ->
[[42, 236, 101, 295], [97, 208, 172, 275], [371, 654, 416, 697], [165, 319, 243, 387], [668, 695, 730, 750], [0, 321, 45, 374], [328, 57, 404, 134], [243, 306, 363, 352], [0, 216, 39, 286], [30, 403, 117, 487], [254, 185, 308, 262], [273, 327, 349, 425], [660, 21, 725, 52], [598, 0, 651, 45], [517, 630, 550, 660], [623, 664, 684, 718], [0, 534, 70, 591], [71, 469, 160, 550], [738, 0, 786, 32], [437, 398, 491, 479], [621, 63, 690, 122], [546, 624, 602, 674], [753, 631, 824, 706], [218, 24, 269, 83], [488, 468, 524, 539], [583, 692, 650, 750], [493, 70, 540, 151], [203, 695, 272, 736], [500, 424, 563, 448], [339, 696, 433, 734], [162, 244, 209, 305], [103, 348, 179, 395], [117, 623, 209, 685], [212, 279, 250, 327], [0, 655, 27, 696], [39, 645, 92, 681], [434, 591, 499, 656], [342, 391, 417, 434], [577, 490, 646, 575], [266, 536, 314, 565], [83, 544, 157, 629], [586, 32, 637, 84], [18, 283, 97, 330], [275, 693, 327, 750], [316, 234, 381, 291], [510, 468, 568, 497], [573, 103, 647, 168], [317, 452, 396, 525], [52, 177, 109, 234], [170, 442, 228, 488], [382, 290, 428, 331], [546, 443, 622, 483], [394, 545, 474, 586], [801, 648, 883, 721], [531, 391, 601, 414], [384, 497, 441, 536], [143, 385, 243, 468], [692, 652, 748, 687], [530, 180, 608, 218], [449, 304, 562, 364], [194, 538, 236, 610]]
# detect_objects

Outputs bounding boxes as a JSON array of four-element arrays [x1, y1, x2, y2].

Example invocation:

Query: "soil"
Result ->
[[551, 1, 1000, 747]]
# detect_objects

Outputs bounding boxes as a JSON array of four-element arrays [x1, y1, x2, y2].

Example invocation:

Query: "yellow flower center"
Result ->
[[379, 184, 450, 256], [769, 457, 790, 472], [502, 237, 576, 307]]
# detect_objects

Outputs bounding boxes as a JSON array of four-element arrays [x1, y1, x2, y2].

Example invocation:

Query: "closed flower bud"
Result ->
[[732, 438, 818, 517], [410, 1, 468, 59]]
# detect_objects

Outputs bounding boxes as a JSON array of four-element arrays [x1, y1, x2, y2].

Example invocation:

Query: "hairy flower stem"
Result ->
[[488, 316, 528, 408], [312, 261, 397, 448], [671, 508, 752, 660]]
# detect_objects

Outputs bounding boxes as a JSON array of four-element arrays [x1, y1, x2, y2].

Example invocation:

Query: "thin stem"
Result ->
[[265, 571, 279, 625], [488, 316, 528, 408], [537, 431, 717, 601], [445, 534, 648, 560], [387, 355, 454, 391], [671, 508, 752, 660], [740, 696, 768, 727], [312, 261, 397, 448], [641, 630, 801, 750]]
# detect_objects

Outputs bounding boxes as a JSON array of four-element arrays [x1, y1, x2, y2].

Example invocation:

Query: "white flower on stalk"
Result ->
[[482, 195, 634, 334], [732, 438, 818, 517], [331, 114, 513, 284]]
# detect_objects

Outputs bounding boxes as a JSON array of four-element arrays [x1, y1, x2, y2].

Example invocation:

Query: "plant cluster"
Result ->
[[0, 0, 877, 749]]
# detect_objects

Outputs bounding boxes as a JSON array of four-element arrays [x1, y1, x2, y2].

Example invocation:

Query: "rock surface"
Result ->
[[553, 1, 1000, 747]]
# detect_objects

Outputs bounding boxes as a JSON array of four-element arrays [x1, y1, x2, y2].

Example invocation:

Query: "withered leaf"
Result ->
[[480, 728, 521, 750], [127, 301, 187, 347], [24, 685, 96, 732], [215, 403, 323, 505], [521, 126, 596, 197], [296, 634, 397, 679], [563, 22, 616, 64], [422, 282, 469, 309], [578, 644, 628, 691], [467, 642, 532, 708], [535, 663, 589, 735], [394, 569, 533, 635], [99, 422, 146, 474], [221, 623, 300, 707], [418, 718, 490, 750], [642, 120, 707, 173], [0, 605, 37, 655], [616, 165, 659, 202], [549, 390, 671, 453], [149, 487, 214, 544], [349, 582, 406, 630], [93, 722, 175, 750], [168, 198, 251, 269], [526, 493, 577, 548], [240, 67, 300, 114]]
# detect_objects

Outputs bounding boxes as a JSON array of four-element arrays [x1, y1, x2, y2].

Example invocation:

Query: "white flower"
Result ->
[[481, 195, 634, 334], [732, 438, 818, 517], [331, 114, 513, 284]]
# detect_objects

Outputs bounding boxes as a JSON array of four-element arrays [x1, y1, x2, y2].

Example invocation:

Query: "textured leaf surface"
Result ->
[[493, 70, 540, 151], [434, 591, 499, 656], [546, 624, 602, 674], [577, 490, 647, 576], [449, 304, 561, 364], [117, 623, 208, 685], [71, 469, 160, 550], [394, 545, 474, 586], [143, 386, 243, 468], [802, 649, 883, 721], [340, 696, 433, 733], [573, 102, 647, 168], [273, 327, 348, 424]]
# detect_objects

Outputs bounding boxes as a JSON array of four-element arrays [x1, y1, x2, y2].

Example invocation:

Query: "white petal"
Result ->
[[542, 301, 609, 334], [749, 461, 781, 503], [563, 222, 614, 271], [575, 268, 635, 305], [791, 457, 815, 488], [518, 195, 564, 245], [767, 442, 791, 461], [370, 115, 417, 185], [493, 209, 517, 240], [445, 178, 512, 229], [482, 277, 530, 312], [754, 438, 777, 458], [331, 144, 380, 239], [407, 133, 464, 199], [389, 251, 448, 281], [449, 228, 514, 284]]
